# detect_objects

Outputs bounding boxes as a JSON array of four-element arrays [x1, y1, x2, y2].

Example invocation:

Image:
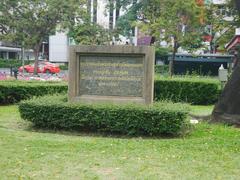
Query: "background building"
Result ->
[[0, 41, 34, 60], [49, 0, 138, 63]]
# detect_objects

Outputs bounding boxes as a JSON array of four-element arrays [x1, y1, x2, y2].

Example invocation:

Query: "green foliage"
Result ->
[[114, 0, 143, 37], [114, 0, 166, 39], [0, 0, 85, 48], [69, 22, 111, 45], [154, 76, 220, 105], [155, 47, 169, 63], [155, 65, 169, 75], [19, 95, 190, 136], [0, 81, 67, 104], [158, 0, 201, 34], [204, 2, 236, 53], [134, 0, 203, 49], [59, 64, 68, 70], [155, 47, 169, 57], [0, 0, 86, 74], [1, 76, 220, 105], [118, 0, 204, 75], [0, 59, 34, 68]]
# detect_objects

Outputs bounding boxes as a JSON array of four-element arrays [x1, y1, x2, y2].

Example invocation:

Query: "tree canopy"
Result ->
[[69, 22, 111, 45], [0, 0, 86, 74]]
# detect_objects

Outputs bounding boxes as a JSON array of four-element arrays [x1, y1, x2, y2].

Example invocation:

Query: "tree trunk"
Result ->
[[210, 40, 214, 54], [211, 63, 240, 126], [169, 58, 174, 77], [169, 38, 177, 77], [33, 49, 39, 76], [21, 42, 25, 74]]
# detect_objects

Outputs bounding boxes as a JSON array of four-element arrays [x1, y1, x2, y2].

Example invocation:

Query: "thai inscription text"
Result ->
[[79, 55, 144, 97]]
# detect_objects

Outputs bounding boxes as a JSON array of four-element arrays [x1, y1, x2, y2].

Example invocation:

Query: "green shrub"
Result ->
[[0, 59, 34, 68], [154, 76, 220, 105], [155, 65, 169, 75], [155, 47, 169, 63], [59, 64, 68, 70], [60, 63, 167, 72], [19, 95, 190, 136], [1, 76, 220, 105], [0, 81, 67, 104]]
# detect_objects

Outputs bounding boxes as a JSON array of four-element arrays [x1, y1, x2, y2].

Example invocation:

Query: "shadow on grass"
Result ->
[[22, 122, 191, 140]]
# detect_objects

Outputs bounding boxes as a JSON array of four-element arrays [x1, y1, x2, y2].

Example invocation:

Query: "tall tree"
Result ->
[[114, 0, 203, 76], [113, 0, 162, 41], [141, 0, 203, 76], [69, 22, 111, 45], [0, 0, 86, 75], [204, 2, 236, 53], [68, 1, 111, 46], [211, 0, 240, 126]]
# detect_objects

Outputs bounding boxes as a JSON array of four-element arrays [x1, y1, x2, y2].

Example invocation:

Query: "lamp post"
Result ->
[[218, 64, 228, 89], [42, 41, 47, 60]]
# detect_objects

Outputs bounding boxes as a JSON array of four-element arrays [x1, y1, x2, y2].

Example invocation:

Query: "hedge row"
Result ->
[[57, 64, 168, 72], [0, 77, 220, 105], [0, 59, 34, 68], [19, 95, 190, 136], [154, 76, 220, 105], [0, 81, 67, 104]]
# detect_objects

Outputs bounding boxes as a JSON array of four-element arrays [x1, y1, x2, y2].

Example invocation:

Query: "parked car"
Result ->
[[18, 61, 60, 74]]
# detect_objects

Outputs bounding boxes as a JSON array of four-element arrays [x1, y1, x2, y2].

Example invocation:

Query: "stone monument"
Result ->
[[68, 45, 155, 105]]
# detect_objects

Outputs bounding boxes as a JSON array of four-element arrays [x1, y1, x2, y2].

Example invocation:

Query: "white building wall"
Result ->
[[97, 0, 109, 29], [49, 32, 68, 63], [212, 0, 227, 5]]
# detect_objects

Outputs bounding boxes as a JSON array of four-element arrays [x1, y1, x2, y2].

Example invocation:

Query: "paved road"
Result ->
[[0, 68, 11, 75], [0, 68, 68, 75], [0, 68, 68, 80]]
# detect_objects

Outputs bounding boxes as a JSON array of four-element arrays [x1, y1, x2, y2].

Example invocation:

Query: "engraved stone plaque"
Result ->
[[68, 45, 155, 105], [79, 55, 144, 97]]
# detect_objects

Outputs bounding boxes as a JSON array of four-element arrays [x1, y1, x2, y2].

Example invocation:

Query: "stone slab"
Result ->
[[68, 45, 155, 105]]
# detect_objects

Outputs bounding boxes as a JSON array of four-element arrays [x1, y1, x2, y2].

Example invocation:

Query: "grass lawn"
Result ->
[[0, 105, 240, 179], [189, 105, 214, 116]]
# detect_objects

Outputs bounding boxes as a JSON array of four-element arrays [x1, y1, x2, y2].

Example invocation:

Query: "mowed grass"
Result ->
[[190, 105, 214, 116], [0, 106, 240, 179]]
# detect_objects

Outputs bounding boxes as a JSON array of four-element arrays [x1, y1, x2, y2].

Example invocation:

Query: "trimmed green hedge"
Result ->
[[155, 76, 220, 105], [0, 59, 34, 68], [19, 95, 190, 136], [0, 81, 67, 104], [0, 76, 220, 105], [60, 64, 167, 72]]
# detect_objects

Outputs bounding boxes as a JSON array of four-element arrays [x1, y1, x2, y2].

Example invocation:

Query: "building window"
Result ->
[[0, 51, 7, 59], [9, 52, 17, 59]]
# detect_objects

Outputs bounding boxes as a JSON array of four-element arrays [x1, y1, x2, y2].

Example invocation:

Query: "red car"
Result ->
[[18, 61, 60, 74]]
